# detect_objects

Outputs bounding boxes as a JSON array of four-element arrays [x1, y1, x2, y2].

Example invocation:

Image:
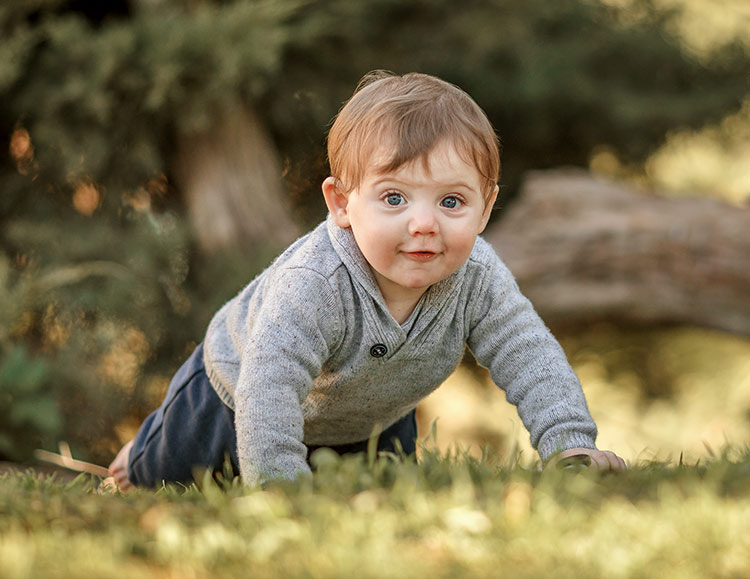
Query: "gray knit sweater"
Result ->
[[203, 216, 597, 484]]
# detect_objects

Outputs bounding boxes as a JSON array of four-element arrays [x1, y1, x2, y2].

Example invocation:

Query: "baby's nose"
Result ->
[[407, 206, 438, 235]]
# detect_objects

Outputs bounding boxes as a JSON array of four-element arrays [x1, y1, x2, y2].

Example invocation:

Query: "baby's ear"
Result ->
[[478, 184, 499, 234], [322, 176, 351, 228]]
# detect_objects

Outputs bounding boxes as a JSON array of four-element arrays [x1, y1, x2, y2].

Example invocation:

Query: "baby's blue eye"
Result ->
[[441, 196, 461, 209], [386, 193, 404, 206]]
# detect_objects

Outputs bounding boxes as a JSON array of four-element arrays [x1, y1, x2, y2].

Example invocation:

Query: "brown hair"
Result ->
[[326, 70, 500, 204]]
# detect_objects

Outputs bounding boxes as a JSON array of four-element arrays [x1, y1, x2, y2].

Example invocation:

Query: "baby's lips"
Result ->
[[405, 251, 437, 262]]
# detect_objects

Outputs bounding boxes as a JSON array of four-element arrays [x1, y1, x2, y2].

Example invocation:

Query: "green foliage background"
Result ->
[[0, 0, 747, 464]]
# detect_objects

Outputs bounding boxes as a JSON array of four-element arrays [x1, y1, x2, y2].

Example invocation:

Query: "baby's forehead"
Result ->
[[363, 139, 478, 178]]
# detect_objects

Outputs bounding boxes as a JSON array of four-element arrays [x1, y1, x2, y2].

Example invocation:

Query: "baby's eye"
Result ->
[[440, 196, 462, 209], [385, 192, 405, 206]]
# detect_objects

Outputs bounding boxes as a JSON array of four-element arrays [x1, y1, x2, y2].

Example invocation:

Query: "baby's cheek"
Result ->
[[449, 234, 478, 262]]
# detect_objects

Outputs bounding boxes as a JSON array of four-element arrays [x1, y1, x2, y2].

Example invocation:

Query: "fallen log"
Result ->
[[484, 169, 750, 336]]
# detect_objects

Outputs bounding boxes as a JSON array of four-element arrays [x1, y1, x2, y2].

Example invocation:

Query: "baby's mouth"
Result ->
[[405, 251, 437, 262]]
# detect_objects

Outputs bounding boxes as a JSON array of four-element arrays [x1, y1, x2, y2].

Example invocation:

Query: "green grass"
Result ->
[[2, 447, 750, 579]]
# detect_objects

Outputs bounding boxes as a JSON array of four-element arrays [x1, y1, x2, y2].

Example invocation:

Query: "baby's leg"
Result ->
[[307, 409, 417, 460], [126, 343, 239, 488], [108, 440, 134, 491]]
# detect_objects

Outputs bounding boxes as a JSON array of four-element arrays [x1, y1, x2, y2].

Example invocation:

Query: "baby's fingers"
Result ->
[[550, 448, 627, 472], [587, 450, 627, 471]]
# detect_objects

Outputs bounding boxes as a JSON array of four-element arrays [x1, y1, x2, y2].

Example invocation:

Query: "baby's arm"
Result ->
[[467, 253, 610, 463], [233, 269, 341, 486]]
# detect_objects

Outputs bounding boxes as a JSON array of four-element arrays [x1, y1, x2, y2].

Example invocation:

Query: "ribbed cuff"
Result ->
[[537, 431, 597, 464]]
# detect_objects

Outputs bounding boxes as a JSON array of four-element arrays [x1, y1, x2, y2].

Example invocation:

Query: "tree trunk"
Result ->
[[172, 103, 302, 254], [484, 169, 750, 336]]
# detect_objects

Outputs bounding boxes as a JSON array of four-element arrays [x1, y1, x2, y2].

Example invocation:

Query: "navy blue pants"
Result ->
[[128, 343, 417, 487]]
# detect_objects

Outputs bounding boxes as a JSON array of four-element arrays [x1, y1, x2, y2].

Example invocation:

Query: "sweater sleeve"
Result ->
[[234, 268, 342, 485], [466, 254, 597, 462]]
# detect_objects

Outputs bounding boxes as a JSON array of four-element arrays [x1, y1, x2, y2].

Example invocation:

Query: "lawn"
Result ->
[[2, 446, 750, 579]]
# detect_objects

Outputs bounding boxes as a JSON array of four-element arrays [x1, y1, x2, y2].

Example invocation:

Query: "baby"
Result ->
[[110, 70, 625, 490]]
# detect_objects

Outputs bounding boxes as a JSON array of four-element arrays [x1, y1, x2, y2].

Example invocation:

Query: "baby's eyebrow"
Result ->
[[439, 181, 476, 191], [371, 176, 478, 191], [369, 177, 405, 188]]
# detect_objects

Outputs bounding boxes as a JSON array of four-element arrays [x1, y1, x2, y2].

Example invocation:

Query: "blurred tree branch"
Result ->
[[486, 170, 750, 336]]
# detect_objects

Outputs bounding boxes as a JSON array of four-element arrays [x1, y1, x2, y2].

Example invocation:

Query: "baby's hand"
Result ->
[[547, 448, 627, 472]]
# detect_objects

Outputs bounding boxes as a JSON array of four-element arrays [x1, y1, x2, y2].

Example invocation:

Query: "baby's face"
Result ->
[[328, 140, 497, 308]]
